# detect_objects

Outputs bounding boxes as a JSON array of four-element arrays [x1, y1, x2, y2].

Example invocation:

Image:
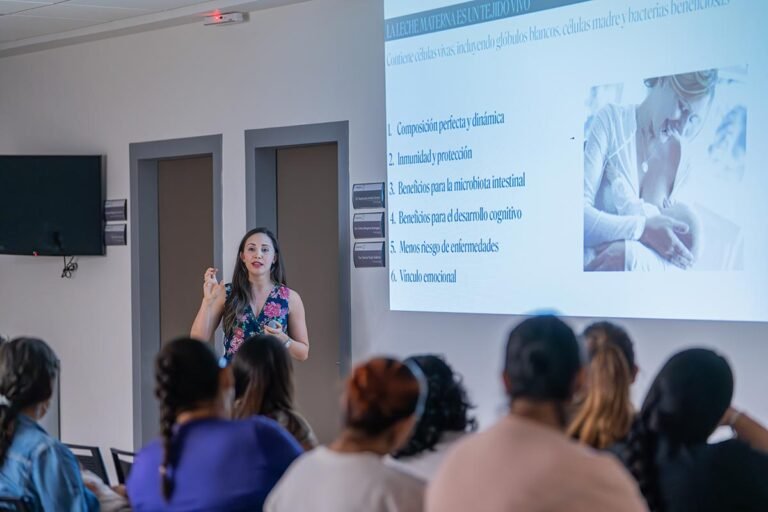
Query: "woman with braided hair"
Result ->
[[126, 337, 302, 511], [613, 348, 768, 512], [387, 354, 477, 481], [0, 337, 99, 511], [265, 357, 426, 512]]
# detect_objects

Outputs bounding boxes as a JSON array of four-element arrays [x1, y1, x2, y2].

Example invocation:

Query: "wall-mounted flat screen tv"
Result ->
[[0, 155, 105, 256]]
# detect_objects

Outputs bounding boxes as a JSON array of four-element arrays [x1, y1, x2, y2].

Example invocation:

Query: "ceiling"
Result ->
[[0, 0, 308, 57]]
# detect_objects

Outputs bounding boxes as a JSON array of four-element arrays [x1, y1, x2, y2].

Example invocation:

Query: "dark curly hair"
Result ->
[[0, 337, 59, 466], [155, 338, 221, 501], [393, 355, 477, 458]]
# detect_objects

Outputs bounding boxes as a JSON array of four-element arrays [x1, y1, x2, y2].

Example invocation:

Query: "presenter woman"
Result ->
[[191, 228, 309, 361]]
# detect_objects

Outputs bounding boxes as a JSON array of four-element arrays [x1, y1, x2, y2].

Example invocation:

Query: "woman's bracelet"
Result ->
[[283, 338, 294, 349]]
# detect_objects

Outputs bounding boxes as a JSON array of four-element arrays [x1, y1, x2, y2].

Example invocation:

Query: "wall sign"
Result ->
[[352, 182, 385, 209], [353, 241, 385, 268]]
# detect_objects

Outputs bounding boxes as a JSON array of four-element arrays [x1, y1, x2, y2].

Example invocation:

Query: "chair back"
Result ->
[[65, 444, 109, 485], [110, 448, 135, 485]]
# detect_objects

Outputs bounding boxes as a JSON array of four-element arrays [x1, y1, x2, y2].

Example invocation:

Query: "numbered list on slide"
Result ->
[[386, 109, 526, 291]]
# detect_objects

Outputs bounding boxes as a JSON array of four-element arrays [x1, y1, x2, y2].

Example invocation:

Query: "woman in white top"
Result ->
[[584, 70, 717, 271], [387, 354, 477, 481], [265, 357, 426, 512]]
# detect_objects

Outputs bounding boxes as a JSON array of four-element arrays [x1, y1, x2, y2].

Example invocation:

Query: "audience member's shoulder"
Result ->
[[244, 415, 303, 452], [133, 438, 161, 462], [379, 463, 426, 503], [707, 438, 768, 469], [246, 414, 291, 435]]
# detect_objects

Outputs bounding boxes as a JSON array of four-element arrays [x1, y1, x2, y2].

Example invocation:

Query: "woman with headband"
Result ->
[[584, 70, 717, 271], [266, 357, 426, 512]]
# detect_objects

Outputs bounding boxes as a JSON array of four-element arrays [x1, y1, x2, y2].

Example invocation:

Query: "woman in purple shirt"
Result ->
[[127, 338, 302, 511]]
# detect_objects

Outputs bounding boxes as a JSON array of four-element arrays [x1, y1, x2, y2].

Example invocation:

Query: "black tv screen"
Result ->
[[0, 155, 105, 256]]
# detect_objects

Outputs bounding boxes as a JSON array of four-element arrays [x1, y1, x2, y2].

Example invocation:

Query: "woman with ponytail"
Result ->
[[0, 337, 99, 511], [568, 322, 638, 449], [615, 348, 768, 512], [427, 316, 647, 512], [126, 337, 302, 511], [265, 357, 425, 512]]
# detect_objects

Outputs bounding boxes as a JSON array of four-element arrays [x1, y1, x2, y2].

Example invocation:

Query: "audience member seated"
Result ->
[[126, 337, 302, 511], [232, 334, 318, 450], [387, 354, 477, 481], [265, 357, 425, 512], [568, 321, 638, 449], [427, 315, 648, 512], [614, 348, 768, 512], [0, 337, 99, 511]]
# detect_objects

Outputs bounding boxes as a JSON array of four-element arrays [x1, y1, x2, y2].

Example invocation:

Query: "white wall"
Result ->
[[0, 0, 766, 457]]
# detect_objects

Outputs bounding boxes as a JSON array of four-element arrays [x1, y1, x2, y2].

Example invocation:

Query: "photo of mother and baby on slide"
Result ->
[[584, 66, 747, 272]]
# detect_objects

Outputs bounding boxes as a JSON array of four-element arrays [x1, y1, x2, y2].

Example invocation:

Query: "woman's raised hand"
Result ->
[[203, 267, 225, 302], [640, 215, 694, 269]]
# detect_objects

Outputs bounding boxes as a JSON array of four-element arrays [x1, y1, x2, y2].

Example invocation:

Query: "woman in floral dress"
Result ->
[[191, 227, 310, 361]]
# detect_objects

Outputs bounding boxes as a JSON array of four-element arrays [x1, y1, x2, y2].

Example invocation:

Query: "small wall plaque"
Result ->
[[105, 199, 127, 221], [353, 212, 385, 239], [353, 241, 385, 268], [105, 224, 127, 246], [352, 183, 385, 209]]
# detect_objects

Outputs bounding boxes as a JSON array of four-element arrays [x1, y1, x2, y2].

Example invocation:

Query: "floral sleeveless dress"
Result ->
[[223, 283, 290, 358]]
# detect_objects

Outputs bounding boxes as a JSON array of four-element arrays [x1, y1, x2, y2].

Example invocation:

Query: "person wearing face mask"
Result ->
[[0, 337, 99, 511], [191, 227, 309, 362], [584, 70, 717, 272], [127, 338, 302, 511]]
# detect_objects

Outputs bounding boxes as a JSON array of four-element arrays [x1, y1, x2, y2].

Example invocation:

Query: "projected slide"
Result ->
[[384, 0, 768, 321]]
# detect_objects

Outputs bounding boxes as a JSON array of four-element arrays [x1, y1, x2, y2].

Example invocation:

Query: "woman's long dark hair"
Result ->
[[222, 228, 287, 338], [568, 322, 636, 449], [155, 338, 221, 501], [620, 348, 733, 512], [393, 355, 476, 458], [0, 338, 59, 465], [232, 334, 304, 438]]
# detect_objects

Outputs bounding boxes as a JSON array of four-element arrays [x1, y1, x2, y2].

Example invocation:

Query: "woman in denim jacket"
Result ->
[[0, 337, 99, 511]]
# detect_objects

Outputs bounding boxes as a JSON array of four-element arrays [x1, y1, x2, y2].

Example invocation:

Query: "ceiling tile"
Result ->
[[0, 13, 94, 43], [66, 0, 211, 11], [0, 1, 50, 16], [20, 3, 151, 21]]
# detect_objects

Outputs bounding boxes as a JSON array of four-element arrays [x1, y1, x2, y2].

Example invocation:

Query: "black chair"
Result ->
[[110, 448, 135, 485], [65, 444, 109, 485], [0, 497, 31, 512]]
